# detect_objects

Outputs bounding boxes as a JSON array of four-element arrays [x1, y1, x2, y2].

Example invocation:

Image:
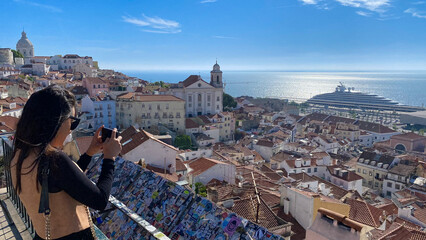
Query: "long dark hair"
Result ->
[[11, 85, 76, 193]]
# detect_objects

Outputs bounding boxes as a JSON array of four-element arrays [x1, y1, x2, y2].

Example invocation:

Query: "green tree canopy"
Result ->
[[11, 49, 24, 59], [174, 134, 192, 150], [195, 182, 207, 197], [223, 92, 237, 110]]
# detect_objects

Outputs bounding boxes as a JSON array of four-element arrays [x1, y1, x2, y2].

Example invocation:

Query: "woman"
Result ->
[[9, 85, 122, 240]]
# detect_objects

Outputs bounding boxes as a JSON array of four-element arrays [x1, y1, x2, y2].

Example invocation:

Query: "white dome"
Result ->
[[16, 31, 33, 49]]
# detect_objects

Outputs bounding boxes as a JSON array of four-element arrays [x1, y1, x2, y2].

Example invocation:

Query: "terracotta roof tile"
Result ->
[[230, 196, 287, 229], [327, 166, 363, 182], [0, 116, 19, 131], [188, 157, 227, 176], [392, 132, 426, 141], [175, 159, 187, 172], [345, 198, 384, 228], [75, 136, 93, 155]]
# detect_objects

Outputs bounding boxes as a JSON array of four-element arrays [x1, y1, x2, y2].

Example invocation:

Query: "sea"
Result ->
[[121, 71, 426, 107]]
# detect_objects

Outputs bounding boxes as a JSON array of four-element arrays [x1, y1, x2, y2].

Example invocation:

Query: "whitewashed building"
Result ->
[[187, 157, 236, 185], [120, 126, 178, 173], [167, 62, 223, 117]]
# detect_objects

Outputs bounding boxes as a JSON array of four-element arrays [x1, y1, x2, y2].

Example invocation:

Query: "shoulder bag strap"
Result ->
[[38, 159, 51, 240]]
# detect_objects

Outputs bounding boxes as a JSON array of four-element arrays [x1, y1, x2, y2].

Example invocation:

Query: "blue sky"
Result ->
[[1, 0, 426, 71]]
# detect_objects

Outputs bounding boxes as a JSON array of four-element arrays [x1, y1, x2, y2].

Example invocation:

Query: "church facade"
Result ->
[[167, 62, 224, 117]]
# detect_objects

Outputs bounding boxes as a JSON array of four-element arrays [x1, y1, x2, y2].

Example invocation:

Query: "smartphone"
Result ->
[[101, 127, 118, 142]]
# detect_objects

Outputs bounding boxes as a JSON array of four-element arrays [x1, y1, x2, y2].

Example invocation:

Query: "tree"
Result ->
[[11, 49, 24, 59], [420, 129, 425, 136], [223, 92, 237, 110], [174, 135, 192, 150], [234, 130, 246, 141], [195, 182, 207, 197]]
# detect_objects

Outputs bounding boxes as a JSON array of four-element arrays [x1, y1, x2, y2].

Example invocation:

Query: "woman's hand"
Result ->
[[86, 125, 104, 156], [103, 128, 122, 160]]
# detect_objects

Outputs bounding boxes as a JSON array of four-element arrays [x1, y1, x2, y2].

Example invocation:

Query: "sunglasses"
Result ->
[[69, 116, 81, 130]]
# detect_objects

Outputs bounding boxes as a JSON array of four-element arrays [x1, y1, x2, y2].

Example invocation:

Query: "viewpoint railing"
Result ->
[[3, 138, 288, 239]]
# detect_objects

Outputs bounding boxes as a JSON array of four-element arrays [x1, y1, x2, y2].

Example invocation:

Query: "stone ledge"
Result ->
[[0, 188, 32, 240]]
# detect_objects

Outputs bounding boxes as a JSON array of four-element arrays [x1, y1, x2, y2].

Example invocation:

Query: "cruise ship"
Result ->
[[306, 83, 423, 112]]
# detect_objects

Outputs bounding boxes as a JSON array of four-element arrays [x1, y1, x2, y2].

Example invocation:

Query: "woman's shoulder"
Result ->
[[45, 150, 75, 170]]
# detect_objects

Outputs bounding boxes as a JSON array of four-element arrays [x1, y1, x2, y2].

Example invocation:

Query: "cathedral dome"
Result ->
[[16, 31, 33, 49]]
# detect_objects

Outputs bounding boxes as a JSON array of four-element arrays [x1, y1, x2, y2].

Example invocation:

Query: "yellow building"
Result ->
[[355, 151, 399, 192], [334, 122, 360, 141], [116, 93, 185, 133]]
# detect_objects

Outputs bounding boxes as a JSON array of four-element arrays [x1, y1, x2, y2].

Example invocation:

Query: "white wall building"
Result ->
[[187, 157, 236, 185], [120, 127, 178, 173], [324, 166, 363, 194], [167, 62, 223, 117]]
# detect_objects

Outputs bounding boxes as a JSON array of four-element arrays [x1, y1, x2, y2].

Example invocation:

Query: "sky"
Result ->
[[1, 0, 426, 71]]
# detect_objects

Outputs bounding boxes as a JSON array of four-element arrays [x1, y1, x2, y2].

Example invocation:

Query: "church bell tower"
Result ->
[[210, 60, 223, 88]]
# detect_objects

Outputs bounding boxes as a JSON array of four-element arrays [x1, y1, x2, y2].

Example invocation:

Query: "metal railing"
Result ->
[[2, 139, 35, 237], [1, 139, 109, 239]]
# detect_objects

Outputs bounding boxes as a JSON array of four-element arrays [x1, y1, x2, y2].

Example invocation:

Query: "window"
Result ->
[[166, 104, 169, 110], [368, 181, 372, 186], [395, 184, 400, 190], [207, 95, 211, 102], [363, 169, 367, 174], [198, 94, 202, 102], [369, 171, 372, 176], [314, 168, 317, 172], [93, 85, 96, 89], [375, 182, 379, 187], [64, 60, 67, 63], [157, 105, 160, 110], [217, 96, 220, 101], [149, 105, 152, 110], [189, 104, 192, 108], [188, 96, 192, 102], [307, 168, 311, 173], [217, 105, 219, 109], [387, 182, 393, 188], [142, 104, 145, 108], [357, 168, 360, 173]]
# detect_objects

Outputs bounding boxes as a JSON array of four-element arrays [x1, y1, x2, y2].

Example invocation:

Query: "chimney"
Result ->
[[283, 198, 290, 215], [295, 159, 302, 168], [334, 168, 341, 176], [207, 187, 218, 203]]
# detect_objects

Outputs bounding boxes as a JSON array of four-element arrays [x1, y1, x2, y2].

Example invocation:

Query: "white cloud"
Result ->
[[412, 1, 425, 5], [404, 8, 426, 19], [122, 14, 181, 33], [13, 0, 62, 13], [356, 11, 371, 16], [122, 16, 150, 27], [299, 0, 318, 4], [200, 0, 217, 3], [213, 35, 236, 39], [334, 0, 390, 12]]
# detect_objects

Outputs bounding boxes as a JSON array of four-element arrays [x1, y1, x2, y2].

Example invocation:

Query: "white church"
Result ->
[[167, 62, 224, 117]]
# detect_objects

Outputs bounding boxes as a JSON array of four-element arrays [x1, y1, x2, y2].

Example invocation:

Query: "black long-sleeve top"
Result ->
[[37, 152, 115, 210]]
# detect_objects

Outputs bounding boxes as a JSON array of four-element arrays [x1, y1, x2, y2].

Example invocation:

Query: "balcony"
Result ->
[[1, 140, 288, 240]]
